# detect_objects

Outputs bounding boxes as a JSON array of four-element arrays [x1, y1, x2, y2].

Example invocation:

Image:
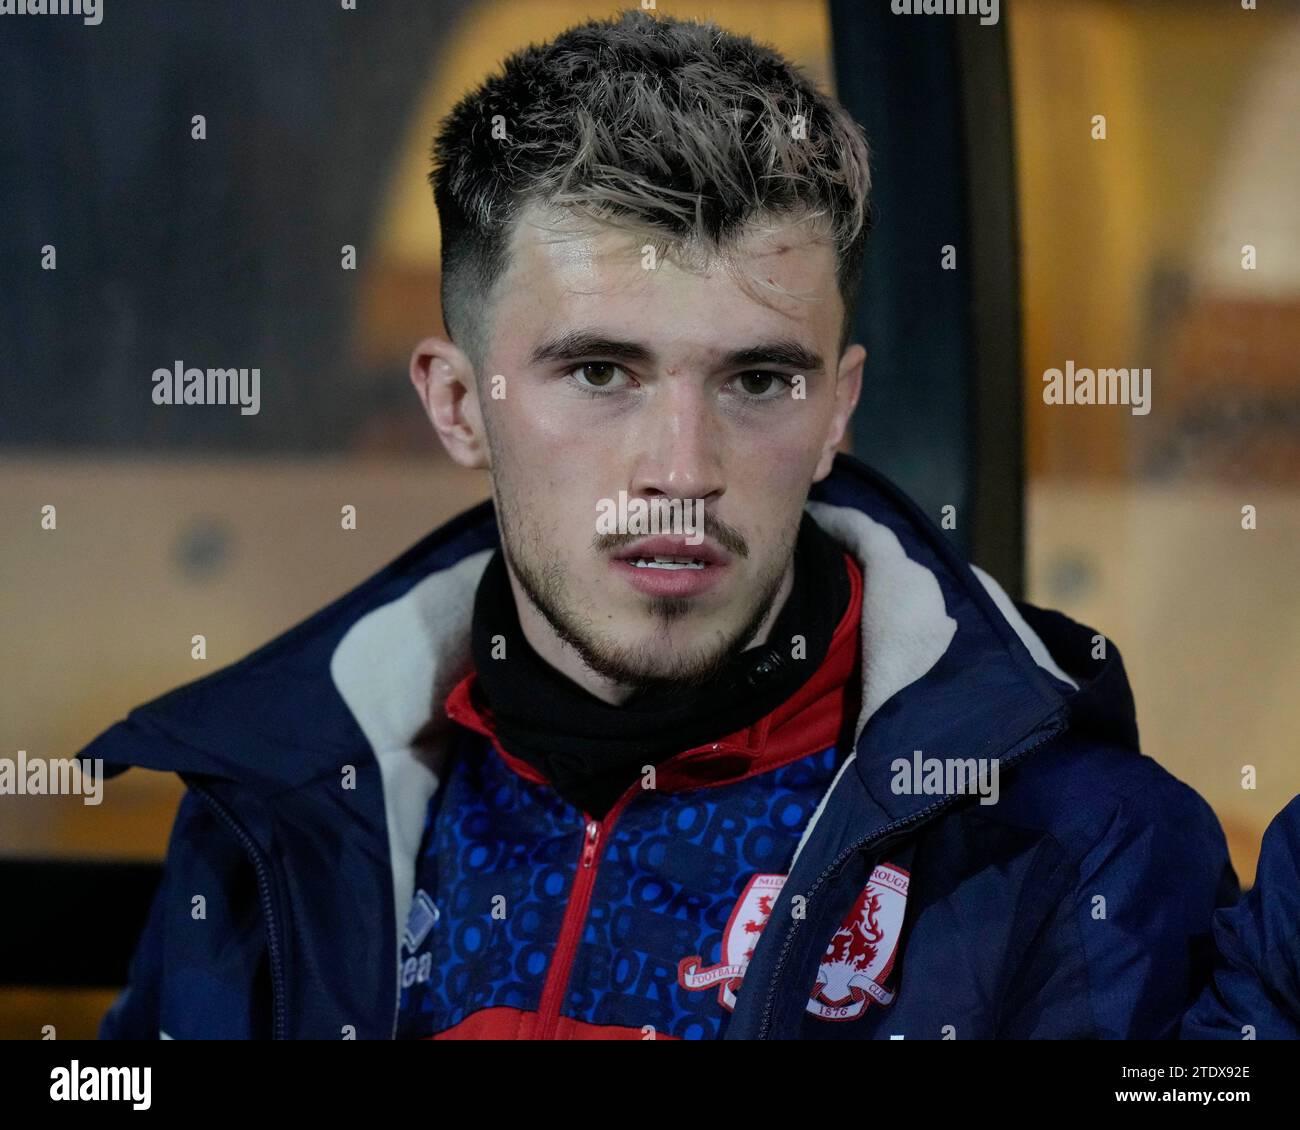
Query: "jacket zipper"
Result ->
[[534, 794, 632, 1039], [754, 715, 1068, 1038], [187, 779, 288, 1041]]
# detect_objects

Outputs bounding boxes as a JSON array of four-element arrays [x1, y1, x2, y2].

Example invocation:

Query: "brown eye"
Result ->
[[737, 371, 786, 398], [578, 363, 617, 387], [738, 372, 774, 396]]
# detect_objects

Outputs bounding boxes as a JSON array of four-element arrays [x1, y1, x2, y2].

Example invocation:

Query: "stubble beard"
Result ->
[[493, 479, 797, 696]]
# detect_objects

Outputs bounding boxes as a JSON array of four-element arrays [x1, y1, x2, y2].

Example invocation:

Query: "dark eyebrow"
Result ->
[[527, 331, 824, 374], [722, 342, 824, 373], [527, 332, 654, 367]]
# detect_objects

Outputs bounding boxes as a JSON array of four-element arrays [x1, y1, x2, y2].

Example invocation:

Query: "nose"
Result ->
[[627, 380, 726, 505]]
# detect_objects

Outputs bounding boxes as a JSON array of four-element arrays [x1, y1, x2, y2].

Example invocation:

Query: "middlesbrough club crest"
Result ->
[[678, 873, 785, 1012], [807, 863, 910, 1021], [678, 865, 910, 1019]]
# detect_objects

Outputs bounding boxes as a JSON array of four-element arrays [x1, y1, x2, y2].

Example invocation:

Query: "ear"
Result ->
[[812, 343, 866, 482], [409, 335, 489, 469]]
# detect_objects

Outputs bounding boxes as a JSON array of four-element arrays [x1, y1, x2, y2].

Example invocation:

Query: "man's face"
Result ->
[[458, 203, 861, 699]]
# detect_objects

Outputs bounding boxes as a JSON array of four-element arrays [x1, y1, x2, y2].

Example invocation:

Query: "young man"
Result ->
[[81, 10, 1237, 1040]]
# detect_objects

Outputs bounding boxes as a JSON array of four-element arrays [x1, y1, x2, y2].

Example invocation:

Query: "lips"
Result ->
[[609, 534, 730, 597], [613, 536, 730, 568]]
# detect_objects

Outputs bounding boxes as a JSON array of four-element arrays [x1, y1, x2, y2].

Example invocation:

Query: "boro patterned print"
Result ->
[[396, 738, 845, 1040]]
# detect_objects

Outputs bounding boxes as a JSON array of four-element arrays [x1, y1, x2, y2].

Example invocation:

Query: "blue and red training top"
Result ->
[[396, 544, 864, 1038]]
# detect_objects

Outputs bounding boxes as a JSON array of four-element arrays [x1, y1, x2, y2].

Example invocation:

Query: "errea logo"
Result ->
[[49, 1061, 151, 1110]]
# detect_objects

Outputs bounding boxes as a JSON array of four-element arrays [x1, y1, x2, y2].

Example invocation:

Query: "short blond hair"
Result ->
[[431, 8, 873, 368]]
